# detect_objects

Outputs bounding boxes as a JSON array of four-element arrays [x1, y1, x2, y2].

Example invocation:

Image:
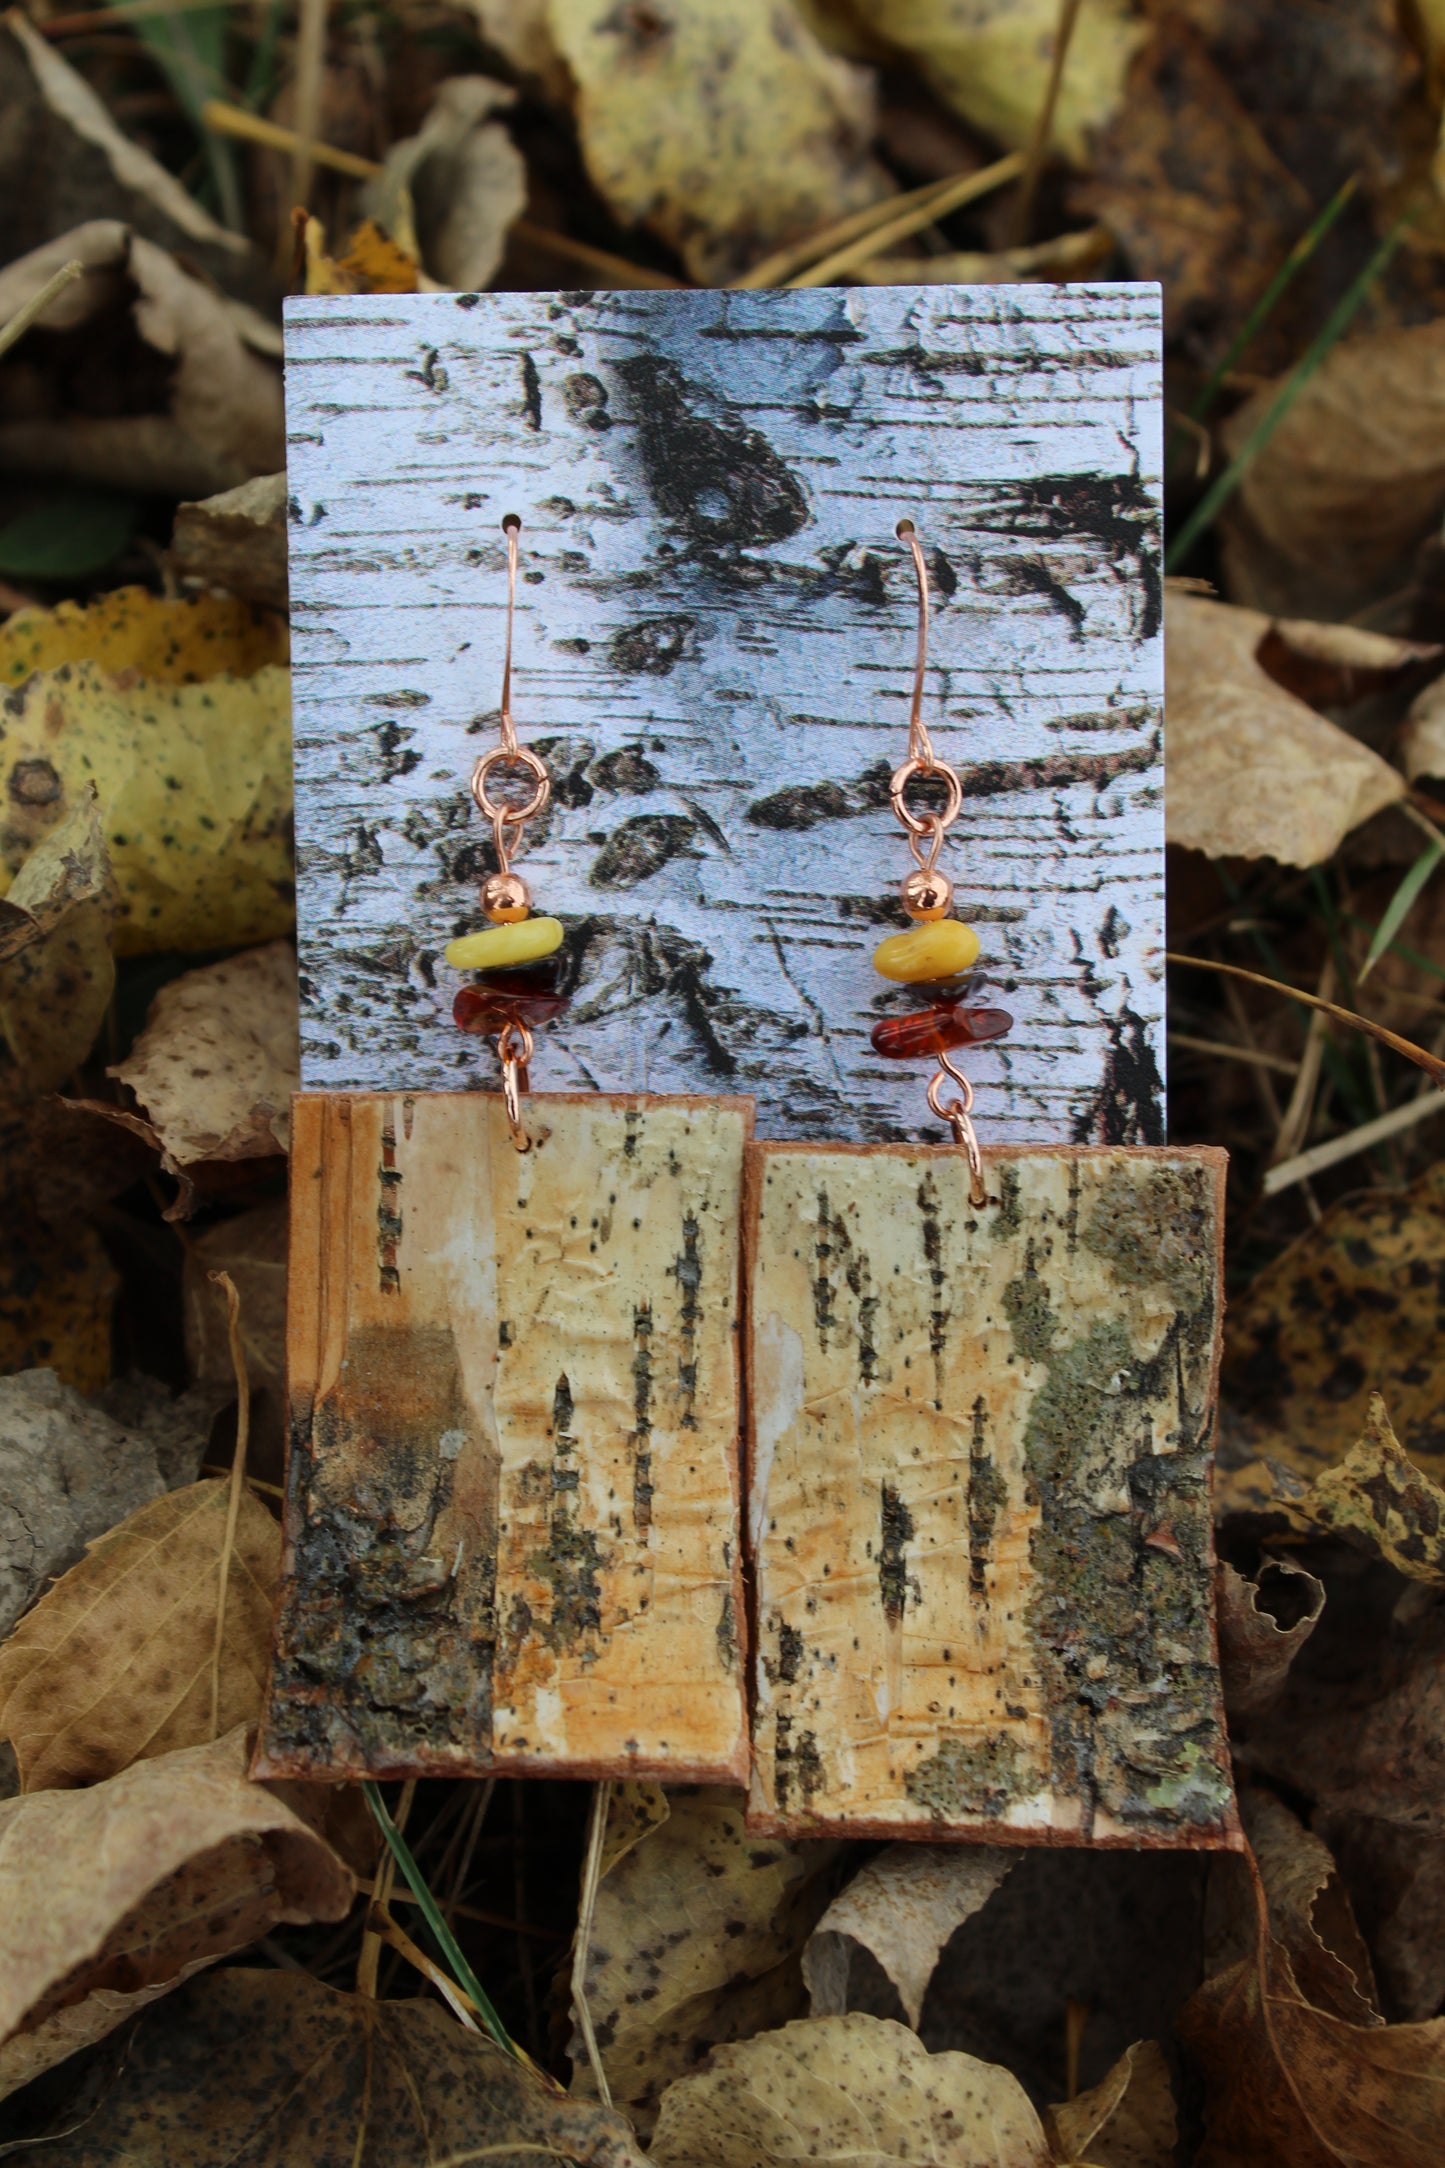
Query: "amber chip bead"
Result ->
[[453, 973, 570, 1034], [870, 1005, 1013, 1060]]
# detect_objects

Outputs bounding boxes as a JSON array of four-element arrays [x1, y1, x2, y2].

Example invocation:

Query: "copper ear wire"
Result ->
[[892, 519, 988, 1204]]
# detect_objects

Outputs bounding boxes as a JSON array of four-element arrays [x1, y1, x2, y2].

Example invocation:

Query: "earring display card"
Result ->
[[745, 1142, 1238, 1846], [286, 283, 1164, 1147], [257, 1091, 751, 1781]]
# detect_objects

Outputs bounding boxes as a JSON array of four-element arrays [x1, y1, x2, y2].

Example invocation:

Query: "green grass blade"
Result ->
[[1186, 175, 1359, 426], [362, 1780, 518, 2057], [1359, 839, 1445, 984], [1165, 208, 1417, 574]]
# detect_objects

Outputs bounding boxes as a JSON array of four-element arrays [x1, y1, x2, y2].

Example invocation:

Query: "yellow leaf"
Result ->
[[0, 1219, 116, 1392], [0, 1727, 352, 2103], [0, 787, 116, 1093], [0, 660, 293, 954], [549, 0, 890, 285], [0, 584, 286, 688], [304, 215, 421, 296], [0, 1476, 281, 1791]]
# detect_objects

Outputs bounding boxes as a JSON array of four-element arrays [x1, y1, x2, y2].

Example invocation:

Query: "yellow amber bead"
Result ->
[[872, 919, 980, 983], [444, 916, 564, 971]]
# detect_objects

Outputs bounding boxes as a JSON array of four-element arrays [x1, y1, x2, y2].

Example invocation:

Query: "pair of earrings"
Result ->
[[259, 522, 1238, 1853]]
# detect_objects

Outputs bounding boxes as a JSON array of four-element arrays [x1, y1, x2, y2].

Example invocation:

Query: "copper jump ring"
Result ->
[[926, 1053, 987, 1208], [497, 1018, 534, 1153]]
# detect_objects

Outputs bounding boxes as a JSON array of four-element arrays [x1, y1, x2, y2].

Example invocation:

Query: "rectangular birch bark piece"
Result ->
[[285, 283, 1165, 1148], [258, 1090, 751, 1781], [745, 1142, 1238, 1845]]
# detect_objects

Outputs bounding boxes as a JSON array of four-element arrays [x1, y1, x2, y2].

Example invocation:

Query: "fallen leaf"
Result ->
[[0, 663, 292, 958], [1316, 1807, 1445, 2022], [169, 473, 288, 613], [92, 1372, 225, 1488], [303, 215, 423, 297], [1220, 1162, 1445, 1480], [466, 0, 574, 101], [0, 1473, 280, 1790], [1217, 1560, 1326, 1724], [106, 942, 298, 1200], [649, 2011, 1053, 2168], [1179, 1795, 1445, 2168], [803, 1845, 1014, 2031], [0, 1367, 167, 1639], [362, 76, 527, 291], [3, 13, 247, 259], [183, 1199, 288, 1476], [1237, 1789, 1380, 2025], [549, 0, 891, 285], [0, 221, 283, 499], [0, 582, 286, 687], [845, 0, 1142, 166], [1219, 315, 1445, 620], [0, 1220, 116, 1394], [1164, 589, 1406, 865], [570, 1784, 844, 2135], [1402, 673, 1445, 783], [16, 1966, 648, 2167], [0, 787, 114, 1093], [1045, 2037, 1178, 2168], [0, 1726, 352, 2103]]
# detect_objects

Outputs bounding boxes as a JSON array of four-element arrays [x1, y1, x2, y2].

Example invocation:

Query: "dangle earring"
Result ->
[[258, 516, 754, 1788], [743, 521, 1239, 1849]]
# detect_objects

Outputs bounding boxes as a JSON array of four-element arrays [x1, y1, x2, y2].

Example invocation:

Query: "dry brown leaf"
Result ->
[[303, 215, 423, 297], [0, 1219, 116, 1394], [16, 1965, 648, 2167], [0, 222, 283, 498], [0, 787, 114, 1094], [1402, 674, 1445, 783], [649, 2011, 1053, 2168], [1045, 2038, 1178, 2168], [803, 1845, 1013, 2031], [0, 1367, 167, 1638], [1164, 589, 1406, 864], [1179, 1796, 1445, 2168], [845, 0, 1142, 165], [1220, 1160, 1445, 1482], [169, 473, 288, 614], [0, 1473, 280, 1790], [0, 582, 286, 688], [1317, 1809, 1445, 2023], [3, 13, 247, 259], [361, 76, 526, 291], [1219, 316, 1445, 621], [549, 0, 891, 285], [1217, 1559, 1325, 1724], [570, 1785, 844, 2136], [107, 942, 299, 1191], [0, 1725, 352, 2103]]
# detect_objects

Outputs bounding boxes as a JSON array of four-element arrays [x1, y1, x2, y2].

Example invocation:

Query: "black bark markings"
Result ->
[[613, 353, 810, 555]]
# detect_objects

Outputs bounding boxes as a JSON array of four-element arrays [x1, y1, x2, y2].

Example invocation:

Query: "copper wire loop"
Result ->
[[498, 1019, 534, 1152], [926, 1053, 987, 1208]]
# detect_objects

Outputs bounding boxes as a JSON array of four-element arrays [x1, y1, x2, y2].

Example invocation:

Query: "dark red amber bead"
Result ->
[[453, 975, 570, 1034], [870, 1005, 1013, 1060]]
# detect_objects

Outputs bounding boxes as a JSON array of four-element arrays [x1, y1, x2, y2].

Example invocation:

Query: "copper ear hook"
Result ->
[[893, 518, 989, 1207]]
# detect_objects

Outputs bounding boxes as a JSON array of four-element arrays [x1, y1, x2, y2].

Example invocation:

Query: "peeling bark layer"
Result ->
[[284, 285, 1164, 1146], [258, 1091, 751, 1780], [745, 1143, 1238, 1845]]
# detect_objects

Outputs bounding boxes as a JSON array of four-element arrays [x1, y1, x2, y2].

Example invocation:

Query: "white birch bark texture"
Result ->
[[745, 1143, 1238, 1846], [284, 283, 1164, 1146], [257, 1091, 751, 1781]]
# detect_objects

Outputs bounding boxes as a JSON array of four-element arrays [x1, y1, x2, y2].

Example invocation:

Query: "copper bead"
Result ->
[[900, 866, 953, 921], [481, 871, 531, 924]]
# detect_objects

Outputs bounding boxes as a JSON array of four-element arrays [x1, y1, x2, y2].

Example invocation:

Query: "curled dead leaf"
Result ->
[[649, 2012, 1053, 2168], [1165, 589, 1406, 865], [803, 1844, 1013, 2030], [569, 1784, 843, 2136], [549, 0, 891, 284], [1045, 2036, 1178, 2168], [1217, 1559, 1325, 1724], [0, 1472, 280, 1790], [0, 221, 282, 499], [13, 1965, 648, 2167], [1402, 673, 1445, 784], [1317, 1809, 1445, 2023], [104, 941, 299, 1197], [0, 1725, 352, 2103], [168, 472, 288, 612], [361, 76, 527, 292]]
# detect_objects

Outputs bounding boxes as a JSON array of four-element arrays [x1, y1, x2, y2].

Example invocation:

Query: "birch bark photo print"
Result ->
[[287, 283, 1163, 1143]]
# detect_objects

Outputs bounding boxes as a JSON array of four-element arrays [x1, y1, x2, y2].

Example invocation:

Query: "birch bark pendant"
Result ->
[[744, 524, 1238, 1847], [258, 520, 752, 1781]]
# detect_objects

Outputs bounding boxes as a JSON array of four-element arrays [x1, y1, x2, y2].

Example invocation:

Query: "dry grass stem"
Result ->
[[1270, 956, 1335, 1165], [786, 153, 1024, 288], [1169, 1032, 1301, 1077], [1167, 954, 1445, 1088], [366, 1906, 483, 2034], [1012, 0, 1084, 244], [1262, 1087, 1445, 1194], [357, 1776, 415, 1996], [288, 0, 328, 231], [0, 258, 83, 361], [571, 1781, 614, 2109], [206, 1269, 249, 1742]]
